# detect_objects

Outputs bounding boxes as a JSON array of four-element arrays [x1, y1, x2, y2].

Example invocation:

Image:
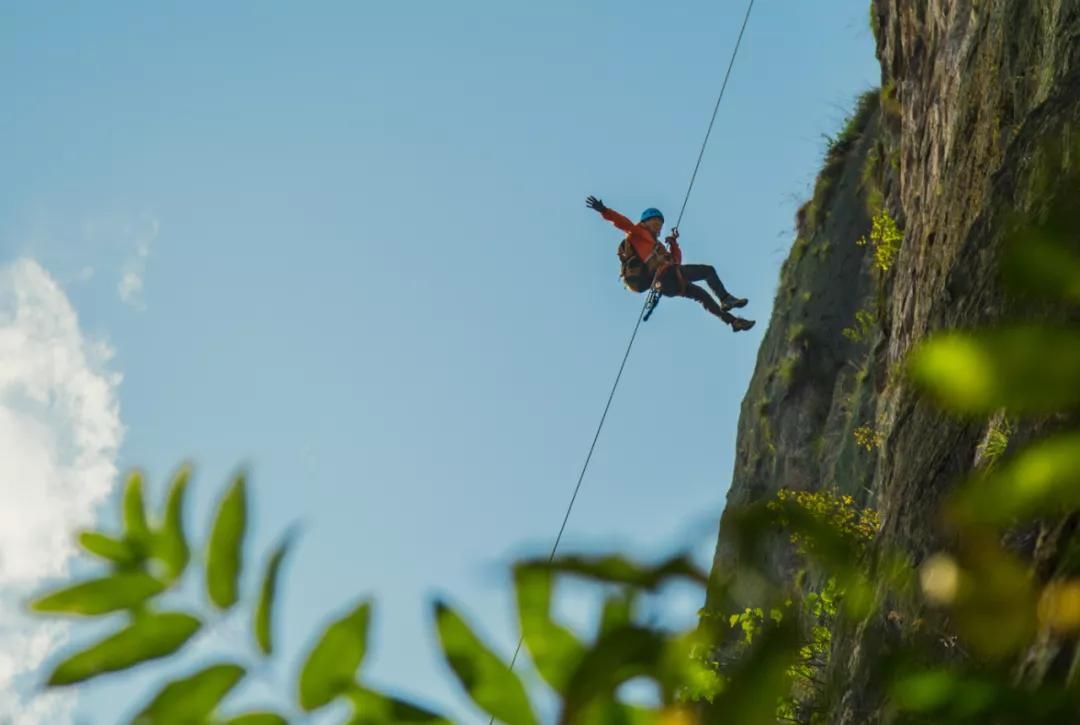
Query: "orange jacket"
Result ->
[[600, 207, 682, 264]]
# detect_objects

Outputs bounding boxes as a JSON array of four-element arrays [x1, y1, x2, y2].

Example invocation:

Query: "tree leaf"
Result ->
[[702, 618, 800, 725], [560, 625, 666, 721], [221, 714, 288, 725], [346, 686, 452, 724], [949, 431, 1080, 526], [254, 532, 294, 655], [433, 600, 537, 725], [576, 702, 659, 725], [598, 589, 636, 637], [517, 553, 707, 591], [78, 531, 140, 567], [132, 663, 245, 724], [153, 465, 190, 582], [907, 326, 1080, 415], [1003, 228, 1080, 305], [31, 572, 165, 616], [47, 611, 201, 686], [123, 471, 151, 542], [513, 565, 585, 694], [298, 601, 372, 711], [206, 473, 247, 610]]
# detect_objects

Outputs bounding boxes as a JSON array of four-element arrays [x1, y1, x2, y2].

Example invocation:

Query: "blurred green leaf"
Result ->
[[702, 618, 800, 725], [123, 471, 151, 542], [221, 714, 288, 725], [954, 542, 1036, 661], [890, 668, 995, 717], [132, 663, 244, 724], [78, 531, 140, 567], [513, 565, 585, 694], [907, 326, 1080, 414], [152, 465, 190, 582], [927, 540, 1038, 659], [206, 473, 247, 610], [298, 600, 371, 711], [433, 600, 537, 725], [255, 533, 293, 656], [890, 663, 1080, 722], [31, 572, 165, 616], [1003, 230, 1080, 304], [575, 701, 660, 724], [47, 611, 201, 686], [560, 625, 666, 721], [346, 686, 452, 724], [598, 590, 636, 637], [949, 431, 1080, 526], [519, 553, 707, 591], [661, 629, 724, 703]]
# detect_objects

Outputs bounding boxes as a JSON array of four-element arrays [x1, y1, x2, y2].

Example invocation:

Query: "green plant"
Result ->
[[778, 353, 800, 386], [799, 90, 880, 234], [880, 80, 901, 121], [978, 416, 1013, 469], [30, 469, 448, 723], [862, 145, 885, 216], [770, 488, 881, 559], [842, 308, 877, 344], [693, 491, 881, 721], [793, 236, 811, 261], [760, 416, 778, 457], [853, 424, 885, 451], [857, 209, 903, 272], [811, 239, 833, 261]]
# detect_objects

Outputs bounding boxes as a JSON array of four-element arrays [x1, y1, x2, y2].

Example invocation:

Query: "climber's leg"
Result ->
[[680, 264, 748, 309], [680, 281, 737, 323]]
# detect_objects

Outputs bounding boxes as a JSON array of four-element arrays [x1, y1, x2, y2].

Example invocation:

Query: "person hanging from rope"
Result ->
[[586, 196, 755, 331]]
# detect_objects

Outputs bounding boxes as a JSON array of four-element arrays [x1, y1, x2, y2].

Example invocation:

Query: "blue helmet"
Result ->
[[639, 208, 664, 224]]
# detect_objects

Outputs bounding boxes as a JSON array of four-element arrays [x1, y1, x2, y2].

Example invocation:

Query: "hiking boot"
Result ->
[[731, 317, 756, 332], [721, 295, 748, 311]]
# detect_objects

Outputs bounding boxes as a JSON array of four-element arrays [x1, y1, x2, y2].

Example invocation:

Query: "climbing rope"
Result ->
[[496, 0, 757, 704], [646, 0, 756, 324], [673, 0, 757, 231]]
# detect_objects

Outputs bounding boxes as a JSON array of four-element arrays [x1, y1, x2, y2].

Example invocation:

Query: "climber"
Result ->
[[586, 196, 755, 331]]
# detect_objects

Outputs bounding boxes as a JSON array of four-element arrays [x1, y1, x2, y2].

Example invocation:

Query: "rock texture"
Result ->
[[706, 1, 1080, 720]]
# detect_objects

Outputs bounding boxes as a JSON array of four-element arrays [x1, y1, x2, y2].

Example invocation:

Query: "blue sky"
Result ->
[[1, 1, 879, 721]]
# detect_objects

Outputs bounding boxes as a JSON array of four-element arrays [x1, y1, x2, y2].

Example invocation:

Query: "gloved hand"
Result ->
[[586, 195, 606, 213], [665, 227, 680, 244]]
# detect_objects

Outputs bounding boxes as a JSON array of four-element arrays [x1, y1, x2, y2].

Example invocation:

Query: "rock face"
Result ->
[[707, 1, 1080, 720]]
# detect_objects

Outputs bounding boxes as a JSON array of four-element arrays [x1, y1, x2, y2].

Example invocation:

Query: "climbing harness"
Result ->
[[643, 261, 688, 321], [497, 0, 757, 695], [643, 286, 662, 321]]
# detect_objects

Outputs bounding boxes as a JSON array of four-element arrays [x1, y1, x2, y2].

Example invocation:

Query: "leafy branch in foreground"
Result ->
[[31, 468, 446, 724]]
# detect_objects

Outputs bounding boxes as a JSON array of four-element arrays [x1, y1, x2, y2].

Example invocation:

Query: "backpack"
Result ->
[[617, 237, 669, 293]]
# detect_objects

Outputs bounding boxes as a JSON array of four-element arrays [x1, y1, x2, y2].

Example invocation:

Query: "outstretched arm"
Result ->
[[586, 196, 634, 232]]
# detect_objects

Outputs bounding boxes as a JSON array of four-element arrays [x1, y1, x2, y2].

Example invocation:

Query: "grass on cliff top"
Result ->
[[797, 88, 880, 234]]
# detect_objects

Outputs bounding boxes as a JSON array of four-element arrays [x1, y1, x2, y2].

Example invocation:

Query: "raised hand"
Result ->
[[586, 195, 606, 213]]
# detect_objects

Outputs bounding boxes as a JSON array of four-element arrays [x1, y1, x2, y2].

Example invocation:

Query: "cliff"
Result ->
[[707, 1, 1080, 720]]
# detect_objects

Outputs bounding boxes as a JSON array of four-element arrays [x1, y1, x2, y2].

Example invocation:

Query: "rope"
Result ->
[[493, 3, 756, 716], [673, 0, 757, 231], [504, 296, 650, 675]]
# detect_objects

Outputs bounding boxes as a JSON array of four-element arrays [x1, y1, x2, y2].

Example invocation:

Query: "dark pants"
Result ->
[[655, 264, 735, 324]]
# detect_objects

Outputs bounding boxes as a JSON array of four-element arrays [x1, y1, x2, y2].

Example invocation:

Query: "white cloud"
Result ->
[[0, 259, 124, 723], [117, 217, 157, 309]]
